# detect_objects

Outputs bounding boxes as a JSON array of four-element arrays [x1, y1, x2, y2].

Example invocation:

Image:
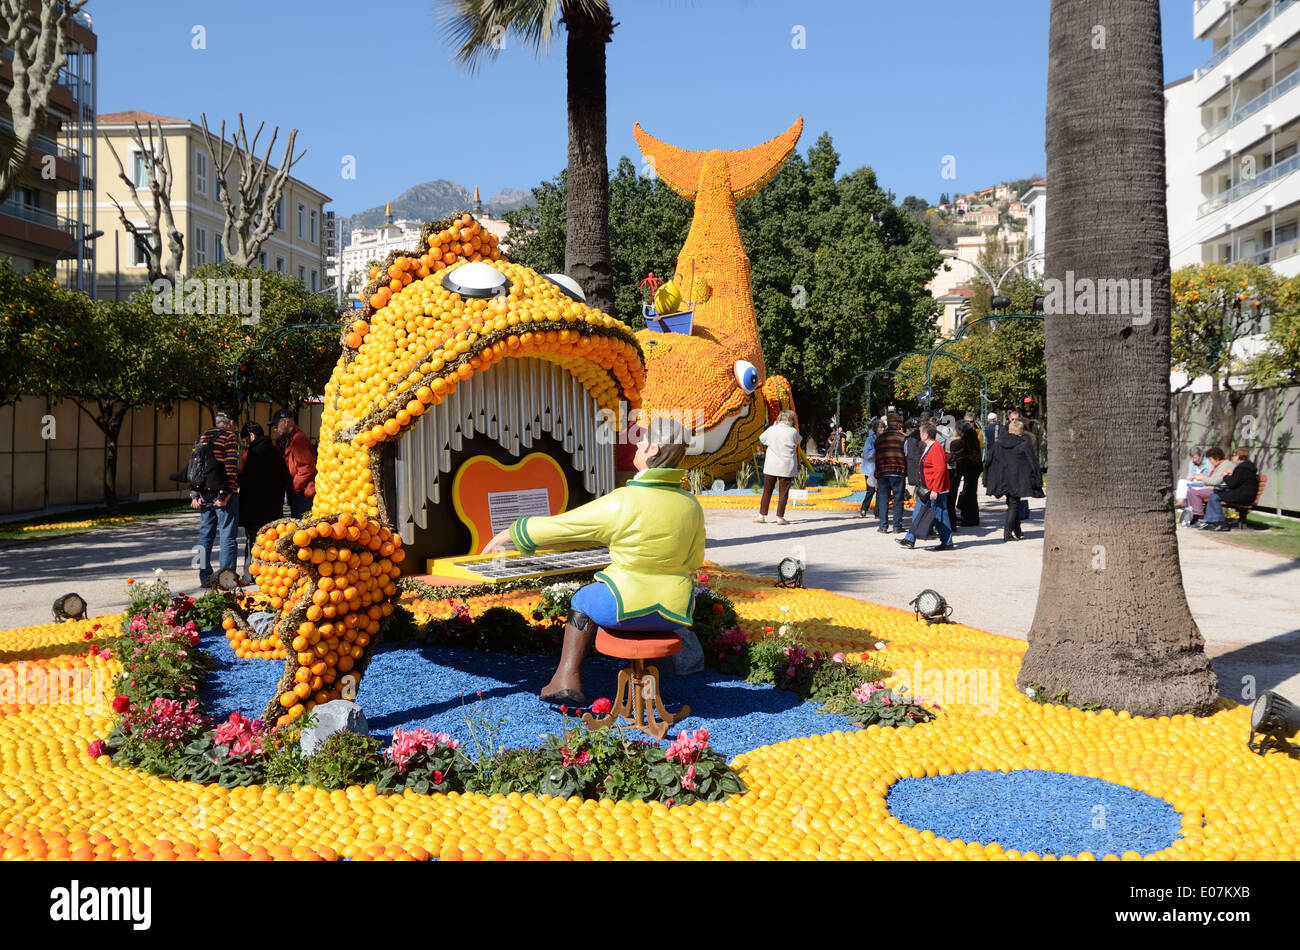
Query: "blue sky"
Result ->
[[91, 0, 1207, 215]]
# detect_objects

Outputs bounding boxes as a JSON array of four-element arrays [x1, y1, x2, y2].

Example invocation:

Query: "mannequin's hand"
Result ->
[[483, 529, 514, 554]]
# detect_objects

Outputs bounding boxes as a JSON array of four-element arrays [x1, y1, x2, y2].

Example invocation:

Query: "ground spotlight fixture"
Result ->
[[776, 557, 804, 588], [909, 589, 952, 624], [214, 568, 242, 591], [1249, 690, 1300, 756], [991, 295, 1011, 312], [52, 593, 87, 622]]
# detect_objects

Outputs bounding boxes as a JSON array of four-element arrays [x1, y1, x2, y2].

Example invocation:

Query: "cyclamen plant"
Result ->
[[377, 727, 467, 794]]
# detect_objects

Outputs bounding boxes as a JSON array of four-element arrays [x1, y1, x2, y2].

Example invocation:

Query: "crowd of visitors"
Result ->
[[181, 408, 318, 588]]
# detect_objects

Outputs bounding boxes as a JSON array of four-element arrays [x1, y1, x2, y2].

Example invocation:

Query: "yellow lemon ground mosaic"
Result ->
[[1, 568, 1297, 861]]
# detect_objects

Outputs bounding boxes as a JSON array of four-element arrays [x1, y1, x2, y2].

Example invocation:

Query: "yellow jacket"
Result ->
[[508, 468, 705, 625]]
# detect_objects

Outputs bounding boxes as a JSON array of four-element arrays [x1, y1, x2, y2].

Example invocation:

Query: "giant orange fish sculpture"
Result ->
[[632, 117, 802, 480]]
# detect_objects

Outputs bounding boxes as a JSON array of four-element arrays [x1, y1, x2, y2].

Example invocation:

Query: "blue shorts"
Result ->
[[570, 580, 682, 632]]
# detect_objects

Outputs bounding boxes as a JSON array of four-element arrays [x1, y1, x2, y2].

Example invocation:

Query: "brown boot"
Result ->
[[540, 612, 597, 705]]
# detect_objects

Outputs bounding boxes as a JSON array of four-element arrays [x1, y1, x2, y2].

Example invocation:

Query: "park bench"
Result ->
[[1223, 474, 1267, 528]]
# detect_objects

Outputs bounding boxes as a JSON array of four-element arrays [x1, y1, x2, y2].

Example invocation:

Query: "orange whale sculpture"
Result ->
[[633, 117, 803, 480]]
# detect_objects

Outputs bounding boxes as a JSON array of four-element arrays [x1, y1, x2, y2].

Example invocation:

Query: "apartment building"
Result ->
[[0, 9, 97, 291], [90, 110, 331, 300], [1021, 181, 1046, 279], [1173, 0, 1300, 275]]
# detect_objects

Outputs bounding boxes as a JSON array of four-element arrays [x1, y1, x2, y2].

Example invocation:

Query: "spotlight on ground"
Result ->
[[908, 589, 952, 624], [1249, 691, 1300, 756], [52, 593, 87, 622], [775, 557, 804, 588]]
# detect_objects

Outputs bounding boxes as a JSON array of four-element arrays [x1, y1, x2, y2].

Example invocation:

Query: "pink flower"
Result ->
[[98, 648, 112, 659], [86, 739, 107, 758], [683, 763, 698, 791], [433, 770, 444, 785], [666, 728, 710, 765], [385, 727, 456, 771], [576, 750, 591, 766], [697, 573, 710, 584], [112, 695, 130, 713], [591, 697, 612, 715], [832, 652, 846, 664]]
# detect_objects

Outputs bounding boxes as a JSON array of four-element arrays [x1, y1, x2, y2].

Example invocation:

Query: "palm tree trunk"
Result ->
[[1017, 0, 1217, 716], [563, 5, 614, 315]]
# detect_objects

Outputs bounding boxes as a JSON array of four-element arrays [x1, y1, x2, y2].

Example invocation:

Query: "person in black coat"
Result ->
[[238, 421, 291, 580], [956, 421, 983, 526], [1199, 449, 1259, 531], [983, 419, 1043, 541]]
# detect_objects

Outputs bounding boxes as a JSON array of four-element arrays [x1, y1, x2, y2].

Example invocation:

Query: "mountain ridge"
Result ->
[[340, 181, 530, 244]]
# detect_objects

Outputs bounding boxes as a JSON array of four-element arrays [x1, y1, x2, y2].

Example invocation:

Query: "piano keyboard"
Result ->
[[426, 547, 611, 584]]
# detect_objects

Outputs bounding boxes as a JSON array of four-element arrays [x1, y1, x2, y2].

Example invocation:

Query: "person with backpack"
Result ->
[[190, 411, 241, 587], [238, 421, 291, 584]]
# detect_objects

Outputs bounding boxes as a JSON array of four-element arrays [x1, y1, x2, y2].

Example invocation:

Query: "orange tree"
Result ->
[[1170, 260, 1278, 451], [0, 259, 97, 409]]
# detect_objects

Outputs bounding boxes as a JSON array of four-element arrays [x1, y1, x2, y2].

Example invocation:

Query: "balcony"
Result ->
[[1199, 64, 1300, 147], [1198, 150, 1300, 214], [1196, 0, 1291, 78]]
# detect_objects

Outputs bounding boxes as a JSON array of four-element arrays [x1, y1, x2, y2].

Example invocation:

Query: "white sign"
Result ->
[[789, 489, 809, 502], [487, 488, 553, 539]]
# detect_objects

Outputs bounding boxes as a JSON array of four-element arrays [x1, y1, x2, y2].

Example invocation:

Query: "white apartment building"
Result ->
[[1173, 0, 1300, 276], [338, 208, 424, 301], [1021, 181, 1046, 279]]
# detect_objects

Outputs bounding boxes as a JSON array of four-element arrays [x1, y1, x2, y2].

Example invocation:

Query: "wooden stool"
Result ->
[[581, 628, 690, 740]]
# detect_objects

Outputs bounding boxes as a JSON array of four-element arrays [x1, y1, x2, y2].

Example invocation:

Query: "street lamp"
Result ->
[[940, 249, 1043, 329]]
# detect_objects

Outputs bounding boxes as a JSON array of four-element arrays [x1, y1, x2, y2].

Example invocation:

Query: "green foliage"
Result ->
[[736, 461, 754, 490], [304, 732, 385, 791], [0, 260, 98, 407], [123, 572, 174, 629], [792, 464, 811, 490], [1171, 261, 1275, 383], [742, 134, 942, 418], [1024, 681, 1103, 713], [264, 730, 310, 789], [191, 590, 236, 631]]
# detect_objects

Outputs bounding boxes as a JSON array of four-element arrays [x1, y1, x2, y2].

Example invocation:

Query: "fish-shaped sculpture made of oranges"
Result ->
[[633, 118, 803, 480], [224, 213, 646, 724]]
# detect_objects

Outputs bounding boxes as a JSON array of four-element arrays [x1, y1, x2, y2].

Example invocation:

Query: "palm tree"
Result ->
[[1016, 0, 1218, 716], [438, 0, 615, 315]]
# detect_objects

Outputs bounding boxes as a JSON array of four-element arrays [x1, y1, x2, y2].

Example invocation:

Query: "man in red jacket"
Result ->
[[897, 423, 954, 551], [272, 408, 316, 518]]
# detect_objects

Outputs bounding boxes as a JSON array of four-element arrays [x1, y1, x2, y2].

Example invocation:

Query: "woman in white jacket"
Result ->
[[756, 409, 802, 524]]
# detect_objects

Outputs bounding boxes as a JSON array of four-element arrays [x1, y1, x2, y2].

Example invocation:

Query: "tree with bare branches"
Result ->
[[102, 121, 184, 284], [0, 0, 87, 204], [200, 113, 305, 267]]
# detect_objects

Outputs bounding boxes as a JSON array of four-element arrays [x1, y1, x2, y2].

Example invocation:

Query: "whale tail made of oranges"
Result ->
[[631, 119, 802, 481], [232, 212, 647, 719]]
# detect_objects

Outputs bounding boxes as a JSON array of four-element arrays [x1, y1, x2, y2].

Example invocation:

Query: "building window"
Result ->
[[194, 151, 208, 196], [259, 252, 268, 270], [132, 150, 153, 189], [310, 210, 318, 244], [194, 226, 207, 266], [275, 197, 284, 230], [276, 256, 285, 273], [311, 269, 319, 292], [297, 203, 306, 239], [298, 264, 306, 283], [131, 233, 155, 267], [215, 234, 224, 263]]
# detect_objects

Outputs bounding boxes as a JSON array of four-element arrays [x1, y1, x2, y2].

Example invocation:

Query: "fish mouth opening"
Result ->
[[381, 356, 615, 572]]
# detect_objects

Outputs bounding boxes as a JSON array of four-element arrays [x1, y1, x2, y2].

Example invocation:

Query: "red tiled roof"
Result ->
[[98, 110, 190, 125]]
